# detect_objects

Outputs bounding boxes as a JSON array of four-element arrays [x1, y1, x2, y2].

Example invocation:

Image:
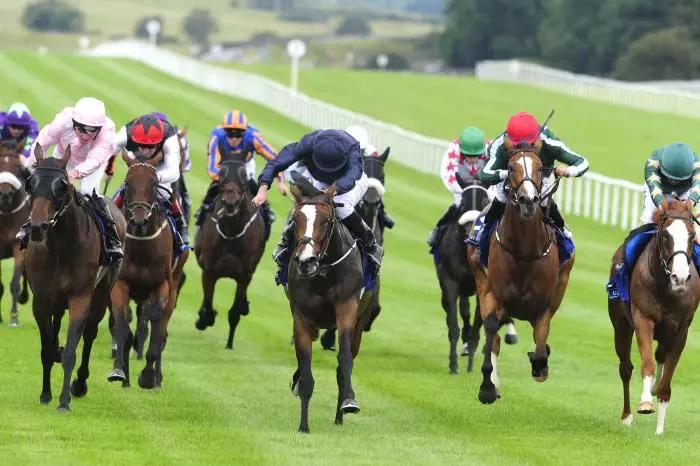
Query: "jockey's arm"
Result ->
[[112, 126, 128, 155], [253, 131, 285, 189], [644, 151, 665, 207], [440, 141, 464, 194], [690, 155, 700, 206], [156, 134, 181, 185], [206, 133, 221, 181], [543, 134, 589, 177], [258, 132, 317, 189], [336, 146, 363, 194], [480, 145, 508, 186]]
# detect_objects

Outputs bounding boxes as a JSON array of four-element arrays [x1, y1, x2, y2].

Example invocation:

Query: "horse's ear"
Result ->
[[121, 150, 135, 167], [455, 172, 468, 189], [290, 183, 303, 202], [33, 143, 44, 162], [237, 165, 247, 187], [380, 146, 390, 162], [60, 145, 71, 170], [147, 150, 164, 167], [660, 197, 669, 213], [503, 137, 515, 156], [325, 182, 337, 198]]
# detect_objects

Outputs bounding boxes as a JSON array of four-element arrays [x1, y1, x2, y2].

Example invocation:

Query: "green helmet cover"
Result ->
[[459, 127, 485, 156], [660, 142, 696, 180]]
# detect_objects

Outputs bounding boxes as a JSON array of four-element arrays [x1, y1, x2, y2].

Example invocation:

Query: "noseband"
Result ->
[[506, 151, 561, 208], [654, 213, 699, 277], [295, 200, 337, 264], [124, 163, 159, 224]]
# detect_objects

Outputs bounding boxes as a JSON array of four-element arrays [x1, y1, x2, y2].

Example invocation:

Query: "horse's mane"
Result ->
[[652, 198, 693, 224], [35, 157, 65, 171], [504, 138, 543, 158]]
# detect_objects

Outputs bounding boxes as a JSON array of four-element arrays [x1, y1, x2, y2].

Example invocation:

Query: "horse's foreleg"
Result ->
[[292, 313, 314, 433], [467, 297, 482, 373], [70, 311, 102, 398], [504, 316, 518, 345], [364, 280, 381, 332], [226, 274, 251, 349], [108, 281, 130, 385], [139, 281, 169, 389], [58, 294, 91, 411], [34, 307, 54, 404], [478, 292, 502, 404], [529, 310, 553, 382], [458, 294, 471, 356], [632, 307, 656, 415], [195, 270, 217, 331], [441, 278, 460, 374], [154, 287, 177, 388], [609, 300, 634, 425], [335, 299, 361, 425], [9, 244, 24, 327], [653, 326, 690, 435]]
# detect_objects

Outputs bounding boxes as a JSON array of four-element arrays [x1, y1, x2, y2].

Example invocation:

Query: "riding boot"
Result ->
[[195, 181, 219, 226], [474, 199, 505, 244], [379, 201, 395, 229], [16, 220, 30, 249], [544, 201, 572, 239], [93, 194, 124, 265], [179, 177, 192, 225], [273, 218, 295, 267], [342, 210, 383, 273], [427, 203, 459, 248], [173, 212, 190, 248]]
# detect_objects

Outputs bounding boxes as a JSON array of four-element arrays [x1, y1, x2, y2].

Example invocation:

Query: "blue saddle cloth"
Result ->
[[465, 216, 574, 268], [607, 225, 700, 302]]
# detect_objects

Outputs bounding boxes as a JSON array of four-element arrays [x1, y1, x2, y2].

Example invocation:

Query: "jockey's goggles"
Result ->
[[225, 128, 245, 138], [137, 143, 157, 150], [72, 120, 101, 134], [8, 124, 26, 130]]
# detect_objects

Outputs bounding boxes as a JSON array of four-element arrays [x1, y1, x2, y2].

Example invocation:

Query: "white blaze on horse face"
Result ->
[[517, 156, 537, 200], [298, 205, 317, 261], [667, 219, 690, 283]]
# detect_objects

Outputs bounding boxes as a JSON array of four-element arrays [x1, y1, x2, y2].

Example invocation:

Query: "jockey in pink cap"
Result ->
[[20, 97, 123, 262]]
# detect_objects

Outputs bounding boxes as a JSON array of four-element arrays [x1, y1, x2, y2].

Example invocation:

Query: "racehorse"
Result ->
[[26, 144, 125, 410], [108, 151, 189, 389], [0, 140, 30, 326], [287, 176, 374, 433], [320, 148, 389, 350], [194, 159, 265, 349], [467, 141, 574, 404], [608, 198, 700, 435]]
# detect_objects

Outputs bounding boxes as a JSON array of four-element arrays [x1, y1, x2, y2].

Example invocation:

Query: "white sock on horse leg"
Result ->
[[505, 322, 516, 336], [641, 375, 653, 404], [656, 401, 669, 435], [490, 352, 499, 387]]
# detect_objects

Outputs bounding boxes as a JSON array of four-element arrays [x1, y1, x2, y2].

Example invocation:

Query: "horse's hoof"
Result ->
[[505, 334, 518, 345], [18, 290, 29, 304], [460, 343, 469, 356], [39, 392, 52, 404], [621, 414, 633, 426], [195, 309, 217, 330], [478, 387, 499, 404], [238, 300, 250, 316], [8, 315, 20, 327], [56, 404, 70, 413], [122, 379, 131, 388], [449, 367, 458, 375], [225, 342, 233, 350], [138, 369, 156, 389], [340, 399, 360, 414], [107, 368, 127, 383], [298, 426, 310, 434], [70, 379, 88, 398], [320, 332, 336, 351], [637, 401, 655, 414]]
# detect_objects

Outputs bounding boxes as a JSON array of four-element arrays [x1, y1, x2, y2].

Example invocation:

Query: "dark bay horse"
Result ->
[[608, 199, 700, 435], [287, 177, 374, 433], [319, 148, 389, 350], [194, 159, 265, 349], [467, 142, 574, 404], [436, 174, 490, 374], [26, 144, 126, 410], [0, 140, 30, 326], [108, 152, 189, 389]]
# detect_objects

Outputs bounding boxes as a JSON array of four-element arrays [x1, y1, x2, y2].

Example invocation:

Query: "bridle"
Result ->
[[28, 166, 73, 227], [652, 213, 699, 277], [124, 163, 161, 231]]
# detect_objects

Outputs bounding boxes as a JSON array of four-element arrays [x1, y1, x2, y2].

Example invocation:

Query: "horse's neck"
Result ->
[[500, 203, 548, 255], [328, 218, 353, 258], [644, 237, 671, 293], [48, 199, 87, 251]]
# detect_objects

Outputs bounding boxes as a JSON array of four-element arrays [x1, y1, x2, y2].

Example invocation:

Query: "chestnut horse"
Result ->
[[0, 140, 30, 326], [467, 143, 574, 404], [26, 144, 126, 410], [194, 159, 265, 349], [108, 152, 189, 389], [608, 199, 700, 435], [287, 177, 374, 433]]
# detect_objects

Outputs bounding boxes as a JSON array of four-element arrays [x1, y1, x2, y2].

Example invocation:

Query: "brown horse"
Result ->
[[0, 140, 30, 326], [108, 152, 189, 389], [26, 144, 126, 410], [467, 142, 575, 404], [608, 199, 700, 435], [287, 177, 374, 433], [194, 159, 265, 349]]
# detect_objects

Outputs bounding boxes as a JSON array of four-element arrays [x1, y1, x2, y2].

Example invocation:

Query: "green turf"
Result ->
[[229, 63, 700, 183], [1, 52, 699, 465]]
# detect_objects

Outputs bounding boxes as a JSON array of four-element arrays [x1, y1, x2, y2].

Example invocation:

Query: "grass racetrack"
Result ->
[[1, 52, 700, 464]]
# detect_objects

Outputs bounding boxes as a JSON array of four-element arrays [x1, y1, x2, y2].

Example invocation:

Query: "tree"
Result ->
[[21, 0, 84, 33], [134, 16, 164, 43], [613, 28, 700, 80], [182, 9, 218, 46], [336, 15, 371, 36]]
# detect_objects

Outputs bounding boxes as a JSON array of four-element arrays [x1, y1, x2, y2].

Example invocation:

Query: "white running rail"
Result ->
[[86, 41, 646, 229]]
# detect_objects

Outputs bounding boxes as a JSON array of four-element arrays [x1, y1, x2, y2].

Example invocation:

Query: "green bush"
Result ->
[[336, 15, 371, 36], [182, 9, 218, 46], [21, 0, 84, 33]]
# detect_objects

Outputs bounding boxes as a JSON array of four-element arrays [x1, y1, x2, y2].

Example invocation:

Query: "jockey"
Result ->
[[196, 110, 284, 234], [0, 102, 40, 164], [475, 111, 589, 242], [253, 128, 383, 280], [345, 125, 395, 230], [641, 142, 700, 224], [427, 126, 488, 249], [20, 97, 122, 263], [111, 114, 189, 248]]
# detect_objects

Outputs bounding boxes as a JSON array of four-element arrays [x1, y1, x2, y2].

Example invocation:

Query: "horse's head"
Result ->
[[216, 160, 248, 218], [359, 149, 388, 225], [505, 139, 544, 218], [652, 198, 697, 292], [455, 172, 490, 213], [0, 141, 26, 213], [26, 144, 73, 243], [122, 151, 162, 234], [290, 176, 337, 277]]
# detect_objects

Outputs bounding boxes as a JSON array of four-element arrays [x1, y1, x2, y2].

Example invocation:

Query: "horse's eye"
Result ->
[[508, 166, 514, 173]]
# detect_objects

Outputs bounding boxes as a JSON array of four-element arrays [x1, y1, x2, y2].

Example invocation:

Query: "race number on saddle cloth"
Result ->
[[256, 128, 383, 285], [0, 102, 40, 162], [20, 97, 123, 265], [110, 114, 189, 254], [607, 142, 700, 302]]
